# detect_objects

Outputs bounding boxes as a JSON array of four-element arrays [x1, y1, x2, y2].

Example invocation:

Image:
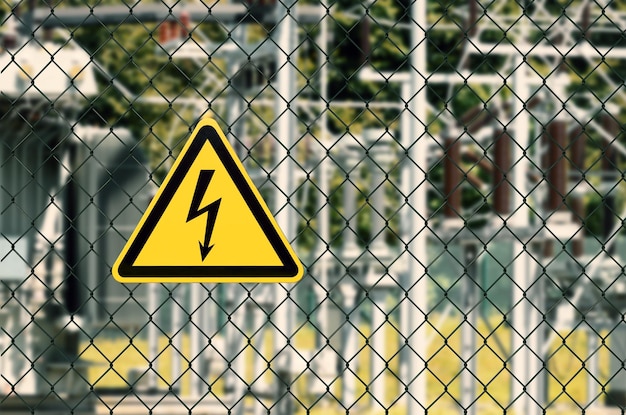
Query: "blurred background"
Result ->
[[1, 0, 626, 414]]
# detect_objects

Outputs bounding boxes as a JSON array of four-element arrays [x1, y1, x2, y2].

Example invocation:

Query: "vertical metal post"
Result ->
[[252, 303, 267, 379], [234, 297, 250, 415], [0, 309, 14, 394], [365, 127, 396, 407], [407, 0, 429, 412], [340, 282, 360, 407], [605, 107, 626, 405], [81, 131, 102, 322], [399, 80, 412, 410], [147, 283, 159, 390], [203, 284, 216, 388], [0, 304, 4, 392], [20, 289, 37, 395], [315, 154, 331, 347], [342, 148, 360, 256], [224, 285, 248, 412], [587, 327, 599, 407], [370, 286, 388, 406], [171, 284, 183, 392], [273, 0, 297, 247], [365, 128, 391, 250], [221, 30, 246, 403], [227, 22, 247, 157], [608, 328, 626, 406], [273, 3, 298, 411], [461, 243, 478, 415], [190, 282, 202, 397], [252, 305, 268, 415], [316, 0, 331, 349], [571, 123, 596, 406], [509, 10, 542, 412]]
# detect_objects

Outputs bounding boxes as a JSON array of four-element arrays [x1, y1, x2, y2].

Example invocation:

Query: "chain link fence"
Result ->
[[1, 0, 626, 414]]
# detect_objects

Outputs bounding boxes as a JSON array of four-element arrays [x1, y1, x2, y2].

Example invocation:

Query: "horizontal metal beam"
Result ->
[[472, 41, 626, 59], [33, 3, 323, 28]]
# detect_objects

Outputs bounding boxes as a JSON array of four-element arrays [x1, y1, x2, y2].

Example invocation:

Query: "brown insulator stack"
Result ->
[[545, 120, 568, 212], [444, 135, 463, 218], [570, 125, 587, 257], [493, 129, 512, 215]]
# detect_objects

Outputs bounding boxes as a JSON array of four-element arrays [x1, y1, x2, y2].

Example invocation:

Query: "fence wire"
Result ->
[[1, 1, 626, 414]]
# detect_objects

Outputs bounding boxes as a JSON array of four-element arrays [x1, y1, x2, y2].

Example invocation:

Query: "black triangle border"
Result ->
[[116, 125, 300, 279]]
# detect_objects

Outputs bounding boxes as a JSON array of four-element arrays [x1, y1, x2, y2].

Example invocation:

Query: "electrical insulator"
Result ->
[[158, 12, 191, 44], [158, 20, 172, 43], [1, 34, 17, 49], [180, 11, 190, 39]]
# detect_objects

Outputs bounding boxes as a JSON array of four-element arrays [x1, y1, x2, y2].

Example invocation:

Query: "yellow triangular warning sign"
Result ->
[[112, 118, 303, 283]]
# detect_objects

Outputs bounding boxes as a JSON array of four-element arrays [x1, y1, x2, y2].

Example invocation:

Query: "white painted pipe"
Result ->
[[147, 282, 159, 390], [171, 284, 183, 391], [460, 244, 478, 415], [407, 0, 430, 412], [341, 283, 360, 407], [370, 288, 388, 406]]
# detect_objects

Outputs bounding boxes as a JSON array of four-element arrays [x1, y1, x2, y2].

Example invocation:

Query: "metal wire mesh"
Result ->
[[1, 1, 626, 414]]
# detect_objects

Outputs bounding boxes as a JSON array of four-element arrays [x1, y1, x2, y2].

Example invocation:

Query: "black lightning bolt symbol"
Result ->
[[187, 170, 222, 261]]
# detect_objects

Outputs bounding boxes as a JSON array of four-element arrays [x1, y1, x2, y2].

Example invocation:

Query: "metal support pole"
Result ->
[[84, 137, 101, 322], [608, 327, 626, 406], [586, 327, 599, 407], [234, 296, 251, 415], [0, 308, 14, 395], [171, 284, 183, 392], [370, 287, 389, 407], [225, 286, 248, 412], [147, 283, 159, 390], [509, 15, 543, 413], [364, 127, 396, 407], [315, 155, 331, 347], [407, 0, 429, 412], [365, 128, 393, 250], [201, 284, 215, 391], [340, 282, 360, 408], [273, 3, 298, 411], [190, 283, 202, 397], [342, 148, 360, 257], [20, 289, 37, 395], [370, 164, 387, 251], [253, 304, 268, 401], [460, 243, 478, 415], [315, 0, 331, 350], [226, 24, 247, 161]]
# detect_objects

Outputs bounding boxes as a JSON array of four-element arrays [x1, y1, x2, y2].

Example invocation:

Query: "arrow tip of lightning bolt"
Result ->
[[199, 241, 214, 261]]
